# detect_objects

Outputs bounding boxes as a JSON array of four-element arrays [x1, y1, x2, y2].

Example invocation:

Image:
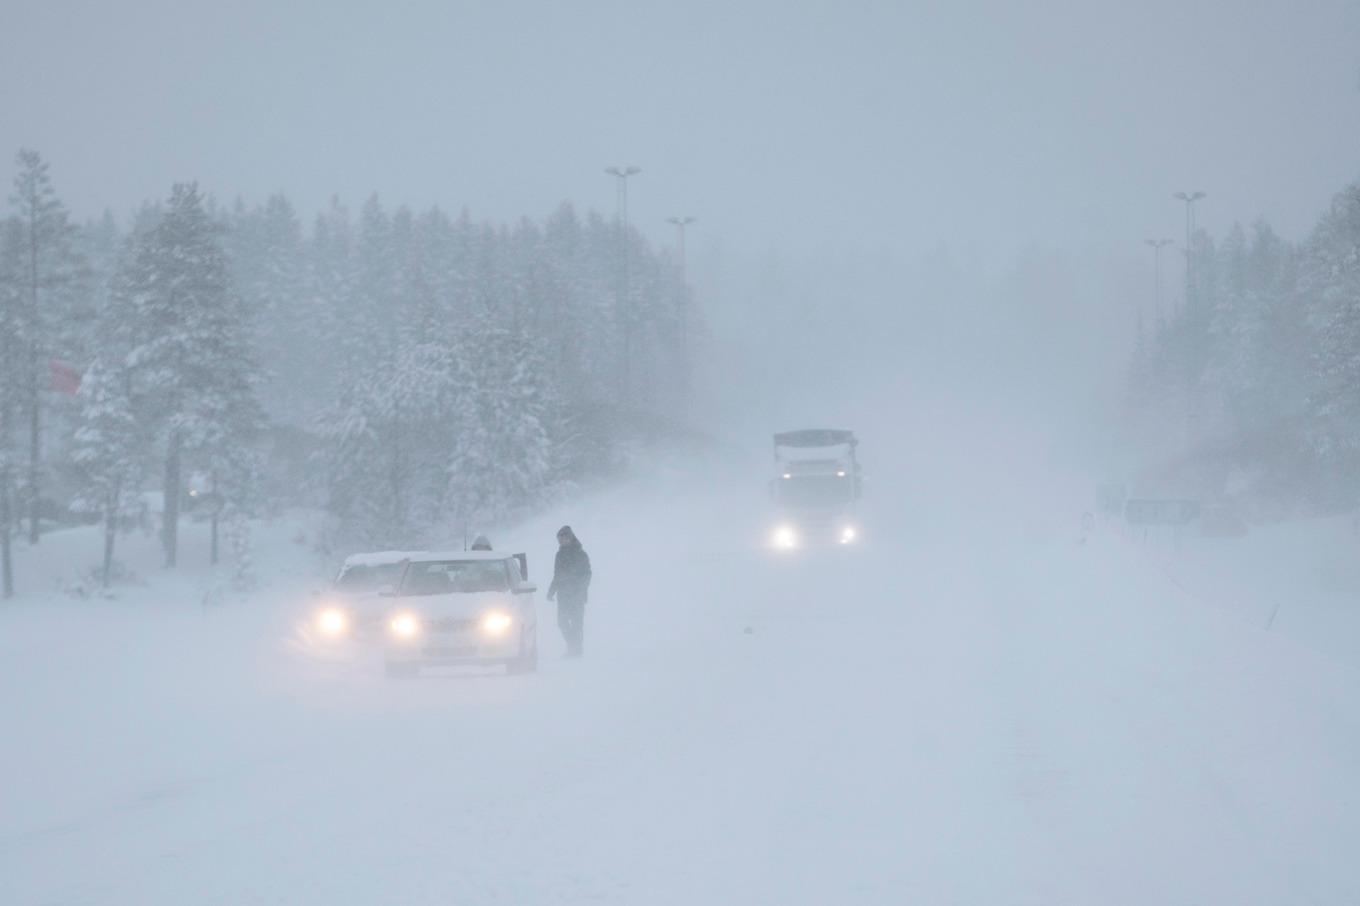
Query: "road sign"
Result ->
[[1124, 498, 1199, 527]]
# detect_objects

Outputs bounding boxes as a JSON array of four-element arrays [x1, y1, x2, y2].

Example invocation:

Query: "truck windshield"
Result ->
[[400, 560, 510, 595], [335, 561, 406, 593], [776, 475, 854, 509]]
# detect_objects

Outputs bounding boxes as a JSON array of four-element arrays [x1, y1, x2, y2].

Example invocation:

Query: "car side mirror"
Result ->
[[377, 584, 397, 597], [514, 582, 537, 595]]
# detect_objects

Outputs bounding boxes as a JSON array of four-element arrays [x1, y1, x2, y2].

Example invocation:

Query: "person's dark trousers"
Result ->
[[557, 597, 586, 656]]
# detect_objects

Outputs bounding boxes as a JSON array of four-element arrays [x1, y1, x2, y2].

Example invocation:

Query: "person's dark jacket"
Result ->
[[549, 539, 592, 604]]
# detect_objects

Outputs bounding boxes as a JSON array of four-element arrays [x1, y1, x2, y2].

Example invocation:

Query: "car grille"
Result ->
[[427, 617, 479, 633]]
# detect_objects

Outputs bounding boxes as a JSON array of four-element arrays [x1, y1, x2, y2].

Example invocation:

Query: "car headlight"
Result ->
[[771, 524, 798, 550], [839, 525, 858, 544], [317, 607, 350, 637], [481, 610, 514, 636], [389, 612, 420, 639]]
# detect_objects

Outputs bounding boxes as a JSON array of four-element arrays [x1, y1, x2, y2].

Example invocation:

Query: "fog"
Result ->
[[8, 1, 1358, 247], [3, 2, 1360, 904]]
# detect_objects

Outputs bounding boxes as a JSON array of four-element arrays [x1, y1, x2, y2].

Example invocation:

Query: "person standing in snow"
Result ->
[[547, 525, 592, 657]]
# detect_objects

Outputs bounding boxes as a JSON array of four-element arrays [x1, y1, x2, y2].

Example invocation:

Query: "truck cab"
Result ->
[[768, 429, 862, 550]]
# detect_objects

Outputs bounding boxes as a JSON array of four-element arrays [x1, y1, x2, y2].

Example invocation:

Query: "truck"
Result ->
[[768, 428, 863, 550]]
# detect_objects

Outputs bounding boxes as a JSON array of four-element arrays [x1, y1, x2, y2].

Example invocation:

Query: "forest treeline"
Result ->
[[0, 150, 696, 595], [1129, 178, 1360, 515]]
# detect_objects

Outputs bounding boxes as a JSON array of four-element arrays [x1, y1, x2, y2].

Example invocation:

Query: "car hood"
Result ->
[[389, 591, 516, 618]]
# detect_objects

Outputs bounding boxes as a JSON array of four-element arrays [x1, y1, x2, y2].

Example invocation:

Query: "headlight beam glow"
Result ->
[[390, 612, 420, 639], [317, 607, 350, 637], [481, 610, 514, 636]]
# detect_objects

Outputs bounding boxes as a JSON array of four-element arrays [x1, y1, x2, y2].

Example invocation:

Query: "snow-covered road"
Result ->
[[3, 477, 1359, 905]]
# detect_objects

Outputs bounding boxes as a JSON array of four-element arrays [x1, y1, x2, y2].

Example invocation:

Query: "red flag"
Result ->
[[50, 359, 82, 395]]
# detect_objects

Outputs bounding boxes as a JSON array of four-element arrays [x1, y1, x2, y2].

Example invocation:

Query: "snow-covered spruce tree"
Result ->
[[1204, 221, 1302, 438], [1204, 224, 1254, 432], [352, 195, 397, 362], [305, 197, 357, 411], [0, 217, 24, 597], [7, 149, 85, 544], [1246, 224, 1304, 432], [447, 324, 554, 527], [117, 183, 263, 569], [228, 194, 310, 426], [70, 360, 143, 588], [1304, 183, 1360, 492], [75, 210, 123, 356], [318, 340, 468, 548]]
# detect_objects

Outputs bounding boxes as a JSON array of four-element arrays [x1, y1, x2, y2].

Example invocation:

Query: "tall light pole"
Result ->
[[1144, 238, 1174, 333], [666, 216, 696, 279], [606, 166, 641, 401], [605, 166, 641, 229], [1173, 191, 1205, 311], [667, 216, 697, 411]]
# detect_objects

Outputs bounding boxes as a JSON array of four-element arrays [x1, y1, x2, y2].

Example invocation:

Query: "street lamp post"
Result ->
[[667, 216, 697, 411], [1144, 238, 1174, 333], [1172, 191, 1205, 311], [606, 166, 641, 228], [666, 216, 696, 279], [605, 166, 642, 401]]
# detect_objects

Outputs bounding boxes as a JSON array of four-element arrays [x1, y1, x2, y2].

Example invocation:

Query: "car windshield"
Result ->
[[776, 475, 855, 509], [335, 561, 406, 593], [400, 560, 510, 595]]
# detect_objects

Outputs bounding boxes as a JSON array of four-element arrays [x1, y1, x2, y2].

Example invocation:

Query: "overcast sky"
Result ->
[[3, 0, 1358, 256]]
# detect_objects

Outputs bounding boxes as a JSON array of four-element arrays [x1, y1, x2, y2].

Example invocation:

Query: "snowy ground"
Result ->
[[2, 465, 1359, 904], [1154, 515, 1360, 667]]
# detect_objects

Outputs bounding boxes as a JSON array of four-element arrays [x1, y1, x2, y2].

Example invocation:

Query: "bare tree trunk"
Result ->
[[102, 488, 117, 588], [26, 204, 42, 545], [27, 362, 39, 544], [163, 433, 181, 568], [0, 467, 12, 598], [209, 470, 220, 565], [210, 510, 219, 565]]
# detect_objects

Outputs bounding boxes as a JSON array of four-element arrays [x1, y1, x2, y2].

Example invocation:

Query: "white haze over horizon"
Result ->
[[8, 0, 1358, 453], [4, 0, 1358, 256]]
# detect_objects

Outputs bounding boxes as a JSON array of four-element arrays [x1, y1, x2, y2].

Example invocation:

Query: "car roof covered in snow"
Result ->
[[341, 550, 425, 567], [405, 550, 517, 563]]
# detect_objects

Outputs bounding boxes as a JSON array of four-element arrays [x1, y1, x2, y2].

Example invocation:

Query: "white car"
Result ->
[[381, 551, 539, 677], [311, 550, 424, 643]]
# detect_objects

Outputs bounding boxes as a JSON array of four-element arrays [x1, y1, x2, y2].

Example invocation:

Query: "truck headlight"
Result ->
[[389, 612, 420, 639], [317, 607, 350, 637], [481, 610, 514, 636], [839, 525, 858, 544], [772, 524, 798, 550]]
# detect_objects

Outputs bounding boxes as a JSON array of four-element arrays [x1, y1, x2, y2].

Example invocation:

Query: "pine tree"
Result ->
[[1204, 223, 1253, 430], [447, 324, 554, 526], [353, 194, 396, 361], [319, 340, 468, 547], [307, 197, 357, 409], [0, 217, 23, 597], [71, 360, 143, 587], [117, 183, 262, 568], [1304, 184, 1360, 477], [230, 194, 308, 425], [8, 149, 85, 543]]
